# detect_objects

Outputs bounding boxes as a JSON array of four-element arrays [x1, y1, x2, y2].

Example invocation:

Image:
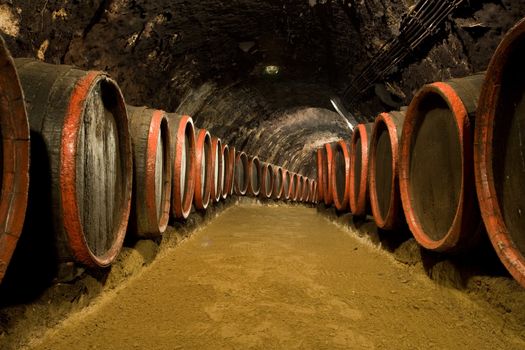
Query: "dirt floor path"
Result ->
[[27, 205, 524, 349]]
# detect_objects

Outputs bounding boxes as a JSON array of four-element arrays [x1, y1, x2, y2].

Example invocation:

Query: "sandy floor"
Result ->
[[27, 205, 524, 350]]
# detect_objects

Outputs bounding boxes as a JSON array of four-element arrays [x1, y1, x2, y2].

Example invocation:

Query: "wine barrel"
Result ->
[[301, 177, 309, 202], [289, 173, 298, 201], [321, 143, 336, 206], [475, 17, 525, 287], [127, 106, 171, 237], [350, 123, 373, 216], [194, 128, 212, 210], [234, 151, 249, 195], [313, 180, 318, 204], [331, 140, 351, 211], [167, 113, 196, 219], [15, 58, 132, 267], [283, 169, 291, 201], [247, 156, 262, 197], [221, 143, 232, 200], [308, 179, 315, 203], [210, 136, 223, 203], [399, 74, 485, 252], [227, 146, 237, 196], [316, 149, 325, 203], [296, 175, 304, 202], [260, 163, 274, 199], [369, 111, 406, 230], [0, 37, 30, 282], [272, 166, 284, 200]]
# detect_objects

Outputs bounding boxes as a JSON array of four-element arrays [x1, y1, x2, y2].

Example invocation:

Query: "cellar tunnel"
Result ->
[[1, 0, 525, 349]]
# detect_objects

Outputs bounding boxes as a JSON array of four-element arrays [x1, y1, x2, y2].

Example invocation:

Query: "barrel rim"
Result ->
[[247, 155, 262, 196], [349, 124, 371, 215], [194, 129, 212, 210], [171, 115, 196, 219], [146, 110, 171, 234], [261, 163, 274, 199], [61, 72, 132, 267], [399, 82, 469, 251], [234, 151, 249, 195], [221, 144, 232, 199], [331, 140, 351, 211], [322, 144, 334, 205], [369, 112, 399, 230], [272, 166, 284, 200], [210, 136, 223, 203], [475, 17, 525, 287], [0, 36, 30, 281]]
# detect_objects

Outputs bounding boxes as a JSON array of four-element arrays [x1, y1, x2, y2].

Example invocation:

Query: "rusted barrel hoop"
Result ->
[[127, 106, 171, 237], [261, 163, 274, 199], [247, 156, 262, 196], [350, 123, 373, 216], [194, 129, 213, 210], [369, 111, 405, 230], [399, 75, 484, 251], [210, 137, 223, 203], [234, 151, 249, 195], [474, 17, 525, 287], [0, 37, 30, 282], [167, 113, 196, 220], [272, 166, 284, 200], [221, 144, 232, 199], [331, 140, 351, 211]]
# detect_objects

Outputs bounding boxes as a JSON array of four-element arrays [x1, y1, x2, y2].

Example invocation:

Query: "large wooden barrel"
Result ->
[[321, 144, 336, 206], [210, 136, 223, 203], [247, 155, 262, 197], [272, 166, 284, 200], [475, 17, 525, 287], [289, 173, 298, 201], [369, 111, 406, 230], [296, 175, 305, 202], [221, 143, 232, 200], [312, 180, 318, 204], [15, 58, 132, 267], [167, 113, 196, 219], [316, 149, 325, 203], [260, 162, 274, 199], [127, 106, 171, 237], [282, 169, 291, 200], [399, 74, 484, 252], [349, 123, 373, 216], [194, 128, 212, 210], [331, 140, 351, 211], [234, 151, 249, 195], [0, 37, 30, 282]]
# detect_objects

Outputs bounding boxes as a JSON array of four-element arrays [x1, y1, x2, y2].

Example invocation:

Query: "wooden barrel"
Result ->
[[260, 162, 274, 199], [302, 177, 310, 202], [350, 123, 374, 216], [0, 37, 30, 282], [247, 155, 262, 197], [475, 17, 525, 287], [15, 58, 132, 267], [316, 149, 325, 203], [210, 136, 223, 203], [308, 178, 315, 203], [369, 111, 406, 230], [127, 106, 171, 237], [289, 173, 298, 201], [194, 128, 212, 210], [234, 151, 249, 195], [221, 143, 232, 200], [296, 175, 305, 202], [331, 140, 351, 211], [272, 166, 284, 200], [399, 74, 485, 252], [282, 169, 291, 200], [166, 113, 196, 219], [313, 180, 318, 204], [322, 143, 336, 206]]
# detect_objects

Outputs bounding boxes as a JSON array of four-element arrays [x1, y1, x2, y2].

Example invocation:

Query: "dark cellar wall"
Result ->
[[1, 0, 525, 174]]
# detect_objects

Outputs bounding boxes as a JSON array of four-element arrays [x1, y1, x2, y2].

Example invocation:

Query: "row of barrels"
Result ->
[[0, 36, 317, 284], [317, 17, 525, 289]]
